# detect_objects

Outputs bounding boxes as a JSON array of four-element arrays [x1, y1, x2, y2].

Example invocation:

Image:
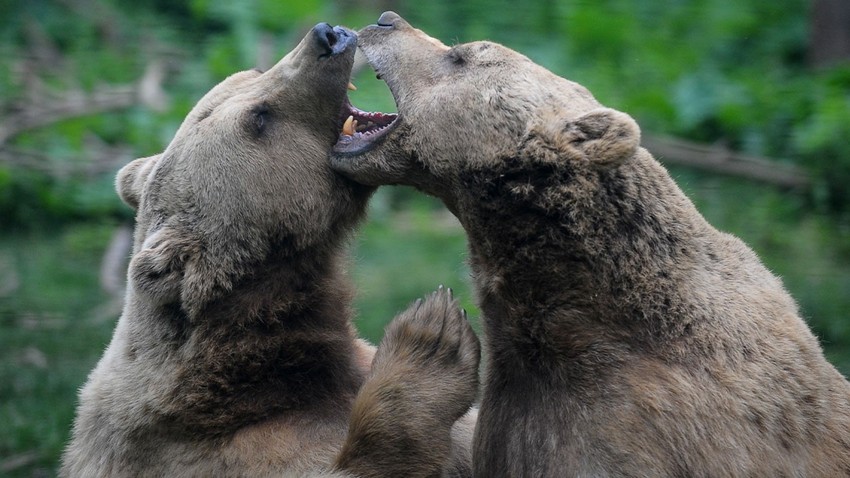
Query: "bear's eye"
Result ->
[[251, 104, 270, 135]]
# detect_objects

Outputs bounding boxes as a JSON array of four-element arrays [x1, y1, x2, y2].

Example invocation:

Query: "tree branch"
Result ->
[[642, 135, 811, 190], [0, 139, 133, 178], [0, 60, 167, 145]]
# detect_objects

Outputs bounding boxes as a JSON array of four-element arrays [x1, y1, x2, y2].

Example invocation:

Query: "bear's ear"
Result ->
[[129, 225, 238, 319], [116, 154, 162, 210], [128, 225, 199, 308], [561, 108, 641, 167], [528, 107, 640, 168]]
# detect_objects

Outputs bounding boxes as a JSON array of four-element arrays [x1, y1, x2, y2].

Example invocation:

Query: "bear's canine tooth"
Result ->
[[342, 115, 355, 136], [347, 82, 357, 91]]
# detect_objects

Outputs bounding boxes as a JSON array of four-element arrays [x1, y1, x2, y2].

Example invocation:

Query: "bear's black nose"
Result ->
[[313, 23, 355, 57], [314, 23, 337, 55], [377, 11, 401, 27]]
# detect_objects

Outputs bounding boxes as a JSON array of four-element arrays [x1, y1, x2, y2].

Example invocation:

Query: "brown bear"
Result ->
[[61, 23, 479, 478], [330, 11, 850, 477]]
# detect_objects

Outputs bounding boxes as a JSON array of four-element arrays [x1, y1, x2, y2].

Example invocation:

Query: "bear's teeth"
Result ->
[[342, 115, 355, 136], [347, 82, 357, 91]]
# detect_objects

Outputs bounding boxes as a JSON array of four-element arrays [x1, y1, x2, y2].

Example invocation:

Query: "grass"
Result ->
[[0, 182, 848, 477]]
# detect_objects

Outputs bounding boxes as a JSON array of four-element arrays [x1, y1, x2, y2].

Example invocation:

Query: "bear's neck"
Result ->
[[455, 150, 710, 383], [127, 248, 365, 437]]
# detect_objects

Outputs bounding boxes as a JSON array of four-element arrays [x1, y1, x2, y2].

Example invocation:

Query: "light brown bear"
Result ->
[[331, 11, 850, 477], [61, 23, 479, 478]]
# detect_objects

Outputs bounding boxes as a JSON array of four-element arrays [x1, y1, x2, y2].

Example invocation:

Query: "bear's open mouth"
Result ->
[[333, 98, 399, 154]]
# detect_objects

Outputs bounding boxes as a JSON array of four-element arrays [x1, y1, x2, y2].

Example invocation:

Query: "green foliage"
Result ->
[[0, 225, 116, 475], [351, 190, 477, 342], [3, 0, 848, 224], [2, 1, 850, 475], [793, 67, 850, 212]]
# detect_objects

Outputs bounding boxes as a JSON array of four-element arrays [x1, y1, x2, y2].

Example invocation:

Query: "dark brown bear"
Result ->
[[331, 12, 850, 477], [62, 23, 479, 478]]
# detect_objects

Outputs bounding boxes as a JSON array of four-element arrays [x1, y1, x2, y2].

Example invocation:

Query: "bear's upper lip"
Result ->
[[332, 96, 399, 155]]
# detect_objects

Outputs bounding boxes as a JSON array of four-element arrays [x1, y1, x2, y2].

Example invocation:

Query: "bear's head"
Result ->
[[118, 24, 370, 319], [331, 12, 641, 212]]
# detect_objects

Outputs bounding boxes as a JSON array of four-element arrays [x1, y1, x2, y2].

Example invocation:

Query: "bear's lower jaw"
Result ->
[[333, 100, 399, 155]]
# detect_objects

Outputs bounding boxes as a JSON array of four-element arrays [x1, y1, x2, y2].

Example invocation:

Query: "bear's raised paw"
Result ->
[[334, 287, 480, 477], [373, 286, 480, 422]]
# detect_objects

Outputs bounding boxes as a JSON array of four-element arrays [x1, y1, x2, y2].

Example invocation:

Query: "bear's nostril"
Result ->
[[313, 23, 337, 56]]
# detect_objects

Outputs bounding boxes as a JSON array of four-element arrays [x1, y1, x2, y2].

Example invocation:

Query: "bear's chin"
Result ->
[[333, 99, 399, 155]]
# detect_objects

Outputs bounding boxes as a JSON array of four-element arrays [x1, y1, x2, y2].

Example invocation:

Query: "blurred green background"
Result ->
[[1, 0, 849, 475]]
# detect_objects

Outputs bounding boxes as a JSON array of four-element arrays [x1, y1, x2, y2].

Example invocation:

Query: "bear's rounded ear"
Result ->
[[562, 108, 641, 167], [129, 224, 234, 320], [528, 107, 641, 168], [116, 154, 162, 210], [128, 226, 197, 307]]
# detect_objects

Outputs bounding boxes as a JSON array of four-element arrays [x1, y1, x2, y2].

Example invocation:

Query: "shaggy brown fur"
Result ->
[[331, 12, 850, 477], [61, 23, 479, 478]]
